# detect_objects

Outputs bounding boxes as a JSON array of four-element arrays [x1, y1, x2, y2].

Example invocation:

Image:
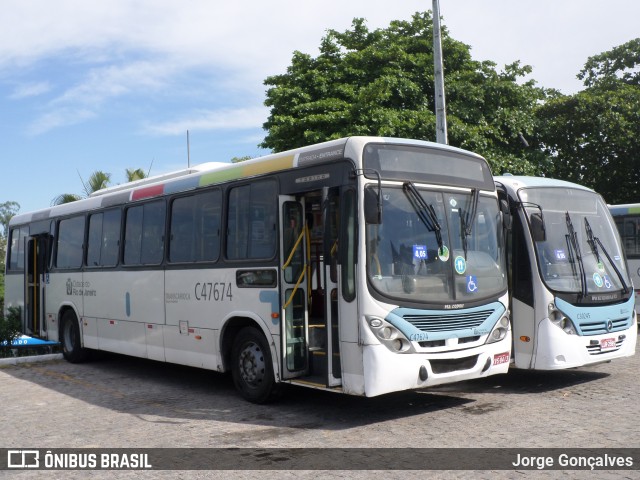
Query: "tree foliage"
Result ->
[[536, 39, 640, 203], [0, 201, 20, 239], [52, 167, 148, 205], [261, 11, 547, 175], [578, 38, 640, 88], [125, 168, 148, 182]]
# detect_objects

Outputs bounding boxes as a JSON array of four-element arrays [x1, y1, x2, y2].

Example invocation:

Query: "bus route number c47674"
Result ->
[[195, 282, 233, 302]]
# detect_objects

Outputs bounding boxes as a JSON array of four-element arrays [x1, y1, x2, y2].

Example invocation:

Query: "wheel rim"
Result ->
[[238, 341, 265, 387]]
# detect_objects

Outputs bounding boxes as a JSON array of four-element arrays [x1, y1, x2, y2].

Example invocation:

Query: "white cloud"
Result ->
[[27, 108, 96, 136], [9, 81, 51, 99], [51, 61, 172, 107], [144, 106, 269, 135], [3, 0, 640, 137]]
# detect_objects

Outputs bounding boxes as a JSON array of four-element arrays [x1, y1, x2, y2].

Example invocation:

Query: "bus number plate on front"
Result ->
[[493, 352, 510, 365], [600, 338, 616, 351]]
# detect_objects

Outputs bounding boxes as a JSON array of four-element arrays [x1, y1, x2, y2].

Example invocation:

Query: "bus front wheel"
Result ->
[[231, 327, 281, 403], [60, 311, 89, 363]]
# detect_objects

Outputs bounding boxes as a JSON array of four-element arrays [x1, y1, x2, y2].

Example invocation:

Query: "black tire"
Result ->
[[60, 310, 90, 363], [231, 327, 281, 403]]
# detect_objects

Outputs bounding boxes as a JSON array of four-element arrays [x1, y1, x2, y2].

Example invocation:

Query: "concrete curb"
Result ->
[[0, 353, 63, 366]]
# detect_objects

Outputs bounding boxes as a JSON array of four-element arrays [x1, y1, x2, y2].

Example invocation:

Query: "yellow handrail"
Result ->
[[282, 223, 310, 310]]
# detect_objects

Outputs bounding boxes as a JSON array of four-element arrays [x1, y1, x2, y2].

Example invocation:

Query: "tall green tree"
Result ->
[[261, 11, 547, 174], [0, 201, 20, 239], [536, 39, 640, 203]]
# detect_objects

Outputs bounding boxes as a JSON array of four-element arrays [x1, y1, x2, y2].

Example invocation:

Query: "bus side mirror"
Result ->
[[500, 199, 512, 230], [530, 212, 546, 242], [364, 188, 382, 224]]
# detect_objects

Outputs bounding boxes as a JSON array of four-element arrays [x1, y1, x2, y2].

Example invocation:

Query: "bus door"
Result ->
[[323, 187, 342, 386], [25, 235, 49, 338], [279, 196, 309, 378]]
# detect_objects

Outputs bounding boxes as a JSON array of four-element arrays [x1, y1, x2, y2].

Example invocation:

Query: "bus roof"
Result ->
[[494, 175, 595, 193], [10, 136, 485, 226], [608, 204, 640, 216]]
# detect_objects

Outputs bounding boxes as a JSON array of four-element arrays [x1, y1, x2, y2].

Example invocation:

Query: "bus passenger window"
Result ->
[[124, 200, 165, 265], [56, 216, 85, 269]]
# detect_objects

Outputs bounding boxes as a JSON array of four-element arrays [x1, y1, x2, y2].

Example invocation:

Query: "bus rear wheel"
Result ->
[[231, 327, 281, 403], [60, 310, 89, 363]]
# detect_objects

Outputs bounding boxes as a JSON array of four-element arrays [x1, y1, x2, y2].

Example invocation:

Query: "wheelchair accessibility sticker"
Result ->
[[466, 275, 478, 293]]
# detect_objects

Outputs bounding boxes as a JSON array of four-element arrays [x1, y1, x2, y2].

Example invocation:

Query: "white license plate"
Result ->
[[493, 352, 510, 365], [600, 338, 617, 351]]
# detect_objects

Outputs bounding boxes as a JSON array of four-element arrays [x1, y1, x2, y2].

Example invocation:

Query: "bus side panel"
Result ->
[[96, 318, 147, 357], [511, 298, 536, 369], [84, 270, 164, 357], [46, 272, 83, 339], [4, 273, 24, 324], [162, 325, 218, 370], [339, 342, 365, 396], [164, 268, 278, 371], [83, 270, 165, 324]]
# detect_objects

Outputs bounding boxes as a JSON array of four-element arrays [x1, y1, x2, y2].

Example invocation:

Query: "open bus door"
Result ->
[[323, 187, 342, 386], [25, 234, 49, 338], [279, 196, 309, 379]]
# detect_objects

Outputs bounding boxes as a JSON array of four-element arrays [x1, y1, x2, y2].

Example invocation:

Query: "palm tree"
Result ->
[[51, 170, 111, 206], [125, 168, 147, 182], [51, 167, 150, 206], [82, 171, 112, 196], [50, 193, 83, 205]]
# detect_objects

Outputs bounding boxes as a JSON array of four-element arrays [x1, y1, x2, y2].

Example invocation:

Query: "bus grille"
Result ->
[[402, 310, 493, 332], [430, 355, 479, 374], [579, 317, 629, 335], [586, 338, 624, 355]]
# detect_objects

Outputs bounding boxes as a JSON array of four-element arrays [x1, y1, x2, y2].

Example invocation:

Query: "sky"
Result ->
[[1, 0, 638, 215]]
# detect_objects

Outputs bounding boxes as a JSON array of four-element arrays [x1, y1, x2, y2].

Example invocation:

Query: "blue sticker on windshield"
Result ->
[[603, 275, 612, 289], [554, 249, 567, 261], [466, 275, 478, 293], [593, 272, 604, 288], [454, 256, 466, 275], [413, 245, 427, 260]]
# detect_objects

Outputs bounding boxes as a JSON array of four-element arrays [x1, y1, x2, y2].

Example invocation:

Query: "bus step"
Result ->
[[309, 349, 327, 375], [308, 323, 326, 350]]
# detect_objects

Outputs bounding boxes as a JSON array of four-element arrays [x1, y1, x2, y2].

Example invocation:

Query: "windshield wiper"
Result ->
[[402, 182, 444, 253], [584, 218, 601, 264], [565, 212, 587, 297], [459, 188, 479, 259], [584, 217, 629, 294]]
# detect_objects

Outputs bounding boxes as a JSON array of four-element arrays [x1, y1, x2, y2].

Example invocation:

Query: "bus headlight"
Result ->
[[366, 316, 413, 353], [486, 315, 509, 344], [548, 302, 577, 335]]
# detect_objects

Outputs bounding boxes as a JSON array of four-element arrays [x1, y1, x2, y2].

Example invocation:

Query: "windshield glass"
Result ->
[[367, 185, 507, 304], [519, 187, 630, 295]]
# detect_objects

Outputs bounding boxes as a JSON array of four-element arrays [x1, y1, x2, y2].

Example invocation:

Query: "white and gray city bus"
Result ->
[[5, 137, 511, 402]]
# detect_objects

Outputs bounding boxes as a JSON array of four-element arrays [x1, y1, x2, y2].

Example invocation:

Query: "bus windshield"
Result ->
[[519, 187, 630, 295], [367, 185, 506, 305]]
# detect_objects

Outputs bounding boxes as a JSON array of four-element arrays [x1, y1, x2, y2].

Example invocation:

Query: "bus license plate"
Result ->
[[600, 338, 617, 351], [493, 352, 510, 365]]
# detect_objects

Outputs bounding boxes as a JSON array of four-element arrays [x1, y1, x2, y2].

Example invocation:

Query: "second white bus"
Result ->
[[496, 175, 636, 370]]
